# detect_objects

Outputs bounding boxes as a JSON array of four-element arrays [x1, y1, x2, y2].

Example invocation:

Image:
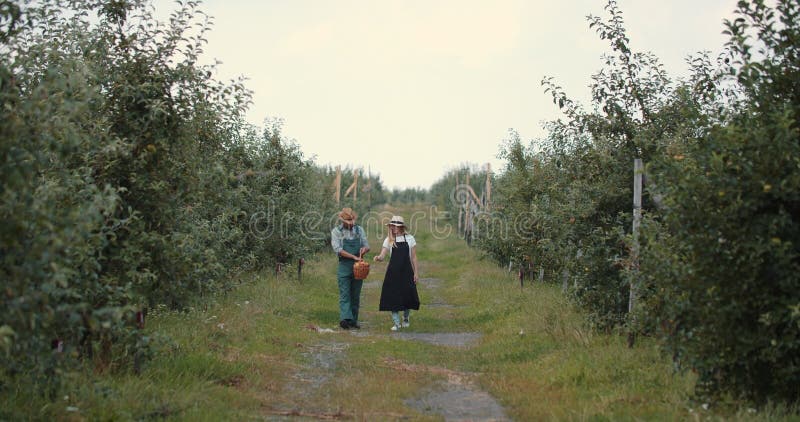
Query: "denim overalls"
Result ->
[[337, 225, 365, 324]]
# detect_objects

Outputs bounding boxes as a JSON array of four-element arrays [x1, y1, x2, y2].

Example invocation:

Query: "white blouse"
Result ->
[[381, 233, 417, 251]]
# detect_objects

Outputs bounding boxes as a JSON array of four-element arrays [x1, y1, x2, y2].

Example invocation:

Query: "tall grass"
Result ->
[[3, 204, 797, 420]]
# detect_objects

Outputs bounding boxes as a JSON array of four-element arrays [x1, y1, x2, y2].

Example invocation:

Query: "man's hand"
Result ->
[[359, 247, 368, 257]]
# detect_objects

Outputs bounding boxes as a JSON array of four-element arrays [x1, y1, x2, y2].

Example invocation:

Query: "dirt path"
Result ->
[[268, 275, 510, 421]]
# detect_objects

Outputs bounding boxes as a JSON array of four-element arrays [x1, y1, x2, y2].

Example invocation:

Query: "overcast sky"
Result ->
[[152, 0, 736, 190]]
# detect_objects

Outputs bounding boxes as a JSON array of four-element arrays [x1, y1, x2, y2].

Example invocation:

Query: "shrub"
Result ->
[[642, 0, 800, 403], [0, 0, 340, 394]]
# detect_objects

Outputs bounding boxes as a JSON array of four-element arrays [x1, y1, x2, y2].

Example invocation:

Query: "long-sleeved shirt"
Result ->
[[330, 224, 369, 255]]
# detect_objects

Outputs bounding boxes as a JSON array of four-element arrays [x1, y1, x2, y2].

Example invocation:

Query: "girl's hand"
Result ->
[[373, 255, 383, 262], [413, 273, 419, 283]]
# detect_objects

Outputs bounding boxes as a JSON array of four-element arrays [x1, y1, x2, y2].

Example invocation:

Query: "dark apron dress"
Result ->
[[378, 235, 420, 312]]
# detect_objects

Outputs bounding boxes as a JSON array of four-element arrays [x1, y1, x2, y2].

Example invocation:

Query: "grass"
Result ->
[[4, 203, 799, 421]]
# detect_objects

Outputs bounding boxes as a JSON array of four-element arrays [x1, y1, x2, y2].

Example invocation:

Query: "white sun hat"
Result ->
[[386, 215, 405, 227]]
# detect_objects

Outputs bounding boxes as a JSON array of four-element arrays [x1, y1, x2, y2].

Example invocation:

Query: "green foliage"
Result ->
[[478, 0, 799, 405], [476, 0, 675, 329], [640, 0, 800, 404], [0, 0, 349, 397]]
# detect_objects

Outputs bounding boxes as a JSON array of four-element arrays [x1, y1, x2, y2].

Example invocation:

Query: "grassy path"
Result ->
[[44, 204, 778, 421]]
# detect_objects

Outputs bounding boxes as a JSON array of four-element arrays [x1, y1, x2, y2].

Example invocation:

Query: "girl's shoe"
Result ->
[[391, 324, 399, 331], [401, 318, 410, 328]]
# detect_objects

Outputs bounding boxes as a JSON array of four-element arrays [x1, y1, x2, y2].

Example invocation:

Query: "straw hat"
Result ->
[[386, 215, 405, 227], [338, 207, 357, 223]]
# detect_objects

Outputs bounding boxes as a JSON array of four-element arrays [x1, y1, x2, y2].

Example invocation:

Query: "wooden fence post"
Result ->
[[628, 158, 643, 348], [365, 167, 372, 211], [353, 169, 358, 206], [464, 170, 471, 241], [298, 258, 304, 281], [333, 166, 341, 204], [485, 163, 492, 211]]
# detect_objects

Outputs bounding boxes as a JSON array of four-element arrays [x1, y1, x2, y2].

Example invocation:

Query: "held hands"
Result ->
[[373, 255, 384, 262]]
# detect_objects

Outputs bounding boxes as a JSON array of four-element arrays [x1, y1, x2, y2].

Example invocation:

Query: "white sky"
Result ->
[[152, 0, 735, 190]]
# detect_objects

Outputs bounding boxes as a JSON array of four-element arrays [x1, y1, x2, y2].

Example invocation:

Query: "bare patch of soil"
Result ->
[[291, 341, 349, 390], [382, 358, 509, 421], [265, 341, 350, 419], [405, 385, 510, 422]]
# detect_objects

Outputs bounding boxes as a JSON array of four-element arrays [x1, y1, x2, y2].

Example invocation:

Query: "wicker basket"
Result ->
[[353, 257, 370, 280]]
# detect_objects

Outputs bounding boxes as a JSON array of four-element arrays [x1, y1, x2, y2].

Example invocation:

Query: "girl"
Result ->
[[374, 215, 420, 331]]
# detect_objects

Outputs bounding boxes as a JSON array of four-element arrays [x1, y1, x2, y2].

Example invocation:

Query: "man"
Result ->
[[330, 207, 369, 329]]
